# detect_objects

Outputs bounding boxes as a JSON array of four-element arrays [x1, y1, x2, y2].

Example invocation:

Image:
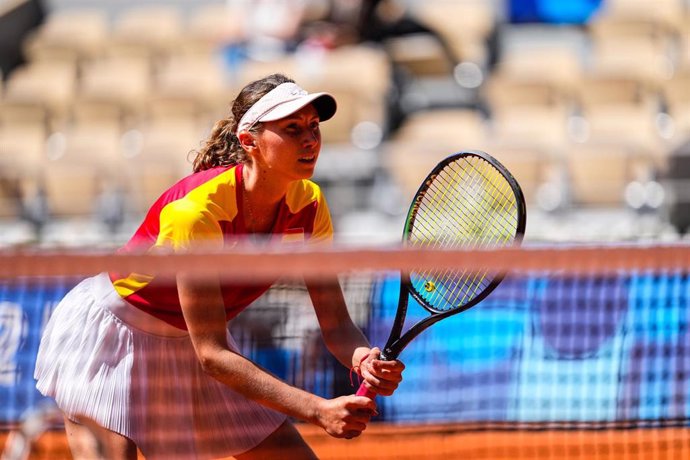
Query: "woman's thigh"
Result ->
[[235, 420, 317, 460]]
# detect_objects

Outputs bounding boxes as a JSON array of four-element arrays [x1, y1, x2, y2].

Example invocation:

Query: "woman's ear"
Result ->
[[237, 131, 256, 150]]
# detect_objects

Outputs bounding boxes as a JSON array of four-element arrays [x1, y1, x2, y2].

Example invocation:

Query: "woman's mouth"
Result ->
[[298, 155, 316, 163]]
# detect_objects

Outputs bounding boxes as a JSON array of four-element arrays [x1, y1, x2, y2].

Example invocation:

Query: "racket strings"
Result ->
[[408, 156, 521, 311], [440, 159, 515, 304], [414, 161, 517, 250], [443, 159, 516, 244], [452, 158, 518, 242], [416, 160, 517, 247], [411, 171, 504, 309]]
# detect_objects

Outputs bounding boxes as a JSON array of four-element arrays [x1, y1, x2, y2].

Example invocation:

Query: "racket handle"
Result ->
[[355, 382, 377, 399], [354, 349, 391, 399]]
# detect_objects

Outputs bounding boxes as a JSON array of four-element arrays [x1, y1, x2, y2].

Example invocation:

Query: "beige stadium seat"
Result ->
[[588, 18, 672, 50], [587, 37, 674, 89], [381, 108, 490, 202], [483, 77, 569, 111], [662, 72, 690, 137], [3, 61, 77, 129], [182, 3, 245, 56], [0, 100, 48, 179], [579, 105, 663, 161], [484, 47, 582, 119], [382, 139, 449, 204], [592, 0, 684, 33], [38, 102, 128, 219], [489, 106, 570, 151], [493, 46, 582, 89], [573, 73, 667, 168], [237, 54, 298, 85], [0, 104, 48, 219], [62, 103, 125, 170], [154, 54, 231, 119], [119, 110, 203, 213], [79, 56, 152, 124], [564, 143, 652, 207], [22, 9, 109, 64], [574, 75, 652, 110], [679, 17, 690, 72], [393, 108, 487, 147], [109, 5, 184, 63], [384, 33, 455, 77], [0, 182, 21, 219], [410, 0, 496, 65], [40, 163, 103, 218], [485, 144, 551, 206], [0, 85, 52, 213]]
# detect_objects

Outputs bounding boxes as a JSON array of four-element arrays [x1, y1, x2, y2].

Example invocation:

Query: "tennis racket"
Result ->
[[357, 150, 526, 398]]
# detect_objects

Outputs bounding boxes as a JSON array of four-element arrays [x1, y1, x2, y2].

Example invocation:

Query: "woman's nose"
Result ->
[[303, 129, 319, 147]]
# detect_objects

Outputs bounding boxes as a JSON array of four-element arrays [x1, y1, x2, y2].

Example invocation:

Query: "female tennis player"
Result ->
[[34, 73, 404, 460]]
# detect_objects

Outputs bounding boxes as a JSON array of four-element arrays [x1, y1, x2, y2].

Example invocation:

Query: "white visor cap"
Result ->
[[236, 82, 337, 135]]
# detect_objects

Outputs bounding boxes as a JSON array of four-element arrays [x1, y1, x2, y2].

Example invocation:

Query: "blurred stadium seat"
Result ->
[[587, 36, 674, 89], [593, 0, 685, 31], [563, 143, 651, 207], [680, 15, 690, 71], [107, 5, 184, 65], [574, 74, 651, 109], [182, 3, 244, 57], [154, 53, 232, 121], [22, 9, 108, 65], [662, 72, 690, 137], [381, 108, 489, 202], [0, 99, 47, 220], [409, 0, 496, 66], [392, 108, 487, 146], [120, 103, 202, 214], [486, 144, 552, 206], [572, 73, 667, 171], [489, 106, 571, 151], [3, 60, 77, 129], [0, 100, 48, 175], [490, 45, 582, 91], [34, 96, 126, 227], [579, 105, 665, 159], [79, 55, 152, 125]]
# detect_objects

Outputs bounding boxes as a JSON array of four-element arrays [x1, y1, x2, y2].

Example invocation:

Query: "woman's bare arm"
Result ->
[[177, 273, 376, 438], [306, 278, 405, 396]]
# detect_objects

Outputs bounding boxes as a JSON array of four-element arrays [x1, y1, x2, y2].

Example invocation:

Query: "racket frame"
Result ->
[[379, 150, 527, 361]]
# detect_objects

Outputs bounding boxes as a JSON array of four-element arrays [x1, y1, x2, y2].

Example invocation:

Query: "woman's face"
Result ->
[[254, 104, 322, 181]]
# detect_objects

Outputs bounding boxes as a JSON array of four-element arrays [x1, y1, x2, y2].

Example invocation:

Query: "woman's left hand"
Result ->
[[357, 347, 405, 397]]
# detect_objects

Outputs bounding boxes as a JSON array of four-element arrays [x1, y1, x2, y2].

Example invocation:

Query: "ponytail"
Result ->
[[191, 117, 244, 173], [191, 73, 296, 173]]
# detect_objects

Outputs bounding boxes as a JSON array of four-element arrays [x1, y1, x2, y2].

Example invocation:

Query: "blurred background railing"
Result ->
[[1, 0, 690, 247]]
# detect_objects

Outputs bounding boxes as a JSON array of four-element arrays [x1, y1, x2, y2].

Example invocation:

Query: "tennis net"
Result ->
[[1, 243, 689, 459]]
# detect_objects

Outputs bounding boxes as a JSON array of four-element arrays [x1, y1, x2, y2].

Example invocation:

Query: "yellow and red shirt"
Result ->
[[109, 164, 333, 329]]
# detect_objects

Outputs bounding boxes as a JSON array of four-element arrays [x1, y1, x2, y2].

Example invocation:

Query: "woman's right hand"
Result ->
[[315, 395, 378, 439]]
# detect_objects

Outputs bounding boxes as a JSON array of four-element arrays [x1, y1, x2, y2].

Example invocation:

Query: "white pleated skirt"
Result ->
[[34, 272, 287, 459]]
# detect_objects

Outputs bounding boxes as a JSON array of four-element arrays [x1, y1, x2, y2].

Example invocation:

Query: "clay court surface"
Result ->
[[2, 423, 689, 459]]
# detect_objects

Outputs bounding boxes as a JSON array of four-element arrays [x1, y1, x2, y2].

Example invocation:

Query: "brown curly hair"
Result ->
[[191, 73, 295, 173]]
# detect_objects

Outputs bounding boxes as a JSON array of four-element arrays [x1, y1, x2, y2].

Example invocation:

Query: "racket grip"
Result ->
[[355, 382, 377, 399]]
